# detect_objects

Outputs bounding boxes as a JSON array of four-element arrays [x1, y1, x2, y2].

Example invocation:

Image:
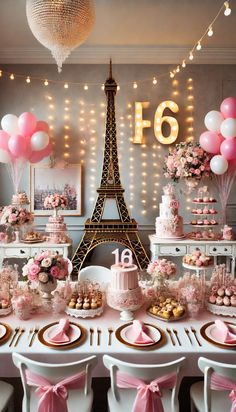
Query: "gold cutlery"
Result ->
[[89, 328, 94, 346], [28, 328, 34, 340], [184, 328, 193, 345], [191, 327, 202, 346], [173, 329, 181, 346], [108, 327, 113, 346], [97, 328, 101, 346], [9, 327, 20, 347], [166, 328, 175, 346], [14, 328, 25, 347], [29, 326, 39, 347]]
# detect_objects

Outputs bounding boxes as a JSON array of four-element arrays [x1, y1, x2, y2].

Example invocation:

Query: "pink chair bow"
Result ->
[[211, 372, 236, 412], [26, 369, 86, 412], [116, 371, 176, 412]]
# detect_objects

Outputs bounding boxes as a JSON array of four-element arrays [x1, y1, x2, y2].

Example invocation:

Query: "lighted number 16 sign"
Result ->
[[133, 100, 179, 145]]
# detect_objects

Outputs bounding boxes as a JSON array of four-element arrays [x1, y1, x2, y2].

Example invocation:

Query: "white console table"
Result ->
[[149, 235, 236, 276], [0, 242, 71, 262]]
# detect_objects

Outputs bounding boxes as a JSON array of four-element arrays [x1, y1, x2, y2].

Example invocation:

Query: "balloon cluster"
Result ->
[[200, 97, 236, 175], [0, 112, 52, 164]]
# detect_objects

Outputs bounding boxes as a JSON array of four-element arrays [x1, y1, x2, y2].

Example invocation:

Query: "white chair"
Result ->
[[79, 265, 112, 287], [190, 356, 236, 412], [0, 381, 14, 412], [103, 354, 186, 412], [12, 353, 97, 412]]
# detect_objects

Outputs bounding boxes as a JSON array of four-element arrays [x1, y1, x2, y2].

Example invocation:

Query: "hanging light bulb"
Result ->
[[170, 72, 175, 78], [44, 79, 49, 86], [176, 65, 180, 73], [133, 82, 138, 89], [152, 77, 157, 85], [208, 26, 213, 37], [117, 85, 120, 91], [26, 76, 31, 83], [101, 83, 105, 90], [224, 1, 231, 16], [10, 73, 14, 80], [196, 41, 202, 51], [189, 52, 194, 60], [64, 82, 69, 89], [182, 60, 186, 68], [84, 84, 88, 90]]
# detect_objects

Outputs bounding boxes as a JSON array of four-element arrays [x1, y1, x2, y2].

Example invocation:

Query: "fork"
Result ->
[[191, 327, 202, 347], [89, 328, 94, 346], [166, 328, 175, 346], [28, 328, 34, 340], [29, 326, 39, 347], [173, 329, 181, 346], [184, 328, 193, 345], [97, 328, 101, 346], [108, 327, 113, 346], [9, 327, 20, 347], [14, 328, 25, 347]]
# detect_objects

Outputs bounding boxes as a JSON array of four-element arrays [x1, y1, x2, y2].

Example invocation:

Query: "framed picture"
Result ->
[[30, 164, 82, 216]]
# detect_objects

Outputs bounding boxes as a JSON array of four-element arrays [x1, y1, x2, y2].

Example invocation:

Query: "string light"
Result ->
[[26, 76, 31, 83], [44, 79, 49, 86], [182, 60, 186, 68], [170, 72, 175, 78], [189, 52, 194, 60], [224, 1, 231, 15], [133, 82, 138, 89], [64, 82, 69, 89], [152, 77, 158, 85], [196, 41, 202, 51], [10, 73, 14, 80], [101, 84, 105, 90], [207, 26, 213, 36], [84, 84, 88, 90], [176, 66, 180, 73]]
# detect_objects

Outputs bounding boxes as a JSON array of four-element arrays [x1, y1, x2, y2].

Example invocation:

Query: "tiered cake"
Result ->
[[46, 213, 68, 244], [107, 249, 143, 320], [190, 186, 218, 240], [155, 183, 184, 238]]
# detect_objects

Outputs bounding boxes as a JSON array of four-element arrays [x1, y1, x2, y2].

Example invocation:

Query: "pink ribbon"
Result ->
[[211, 372, 236, 412], [26, 370, 86, 412], [116, 371, 176, 412]]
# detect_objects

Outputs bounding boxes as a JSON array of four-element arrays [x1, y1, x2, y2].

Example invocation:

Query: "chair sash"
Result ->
[[211, 372, 236, 412], [116, 371, 176, 412], [25, 369, 86, 412]]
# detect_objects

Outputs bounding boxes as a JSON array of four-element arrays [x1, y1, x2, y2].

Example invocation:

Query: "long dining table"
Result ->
[[0, 305, 235, 379]]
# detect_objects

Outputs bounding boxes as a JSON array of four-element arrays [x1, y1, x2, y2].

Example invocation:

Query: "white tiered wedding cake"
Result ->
[[155, 183, 184, 239]]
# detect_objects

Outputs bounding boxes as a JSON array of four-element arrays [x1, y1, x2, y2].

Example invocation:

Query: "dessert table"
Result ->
[[0, 306, 235, 379]]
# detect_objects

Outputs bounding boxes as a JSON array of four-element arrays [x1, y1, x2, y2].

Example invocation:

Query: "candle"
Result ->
[[121, 249, 133, 267], [112, 248, 120, 265]]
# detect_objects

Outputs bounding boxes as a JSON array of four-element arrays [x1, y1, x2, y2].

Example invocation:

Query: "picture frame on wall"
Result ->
[[30, 164, 82, 216]]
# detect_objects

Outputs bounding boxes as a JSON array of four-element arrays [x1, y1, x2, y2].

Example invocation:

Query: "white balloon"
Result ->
[[31, 131, 49, 151], [1, 114, 19, 135], [210, 155, 228, 175], [220, 118, 236, 139], [0, 148, 11, 164], [204, 110, 224, 133]]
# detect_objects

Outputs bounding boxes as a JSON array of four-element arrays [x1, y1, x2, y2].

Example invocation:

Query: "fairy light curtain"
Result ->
[[26, 0, 95, 72]]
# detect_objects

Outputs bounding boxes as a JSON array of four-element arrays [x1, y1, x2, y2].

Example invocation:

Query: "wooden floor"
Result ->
[[3, 376, 202, 411]]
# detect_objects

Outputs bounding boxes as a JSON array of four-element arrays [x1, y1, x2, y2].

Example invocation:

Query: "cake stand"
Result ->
[[106, 287, 143, 321], [182, 262, 213, 277]]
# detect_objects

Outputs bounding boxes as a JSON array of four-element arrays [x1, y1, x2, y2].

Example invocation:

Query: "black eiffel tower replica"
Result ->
[[72, 61, 149, 271]]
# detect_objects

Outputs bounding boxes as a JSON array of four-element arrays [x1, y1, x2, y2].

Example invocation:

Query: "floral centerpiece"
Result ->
[[163, 142, 212, 191], [44, 193, 68, 210], [147, 258, 177, 296], [0, 205, 33, 227]]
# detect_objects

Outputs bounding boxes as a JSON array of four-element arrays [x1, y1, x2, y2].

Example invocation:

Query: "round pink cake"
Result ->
[[110, 263, 139, 290], [46, 215, 66, 233]]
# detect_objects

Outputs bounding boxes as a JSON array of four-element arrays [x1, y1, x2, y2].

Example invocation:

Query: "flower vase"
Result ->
[[13, 228, 21, 243], [53, 208, 58, 218], [38, 278, 57, 309]]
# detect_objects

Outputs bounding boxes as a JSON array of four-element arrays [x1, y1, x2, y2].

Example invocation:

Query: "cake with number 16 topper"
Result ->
[[106, 248, 143, 321]]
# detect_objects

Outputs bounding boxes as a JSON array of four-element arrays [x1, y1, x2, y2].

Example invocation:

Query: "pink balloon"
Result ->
[[220, 138, 236, 160], [18, 112, 37, 136], [8, 134, 26, 158], [199, 131, 222, 154], [220, 97, 236, 119], [24, 135, 33, 160], [29, 141, 53, 163], [35, 120, 50, 134], [0, 130, 10, 151]]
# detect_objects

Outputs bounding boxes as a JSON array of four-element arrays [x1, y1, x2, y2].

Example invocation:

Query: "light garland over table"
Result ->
[[0, 1, 232, 90]]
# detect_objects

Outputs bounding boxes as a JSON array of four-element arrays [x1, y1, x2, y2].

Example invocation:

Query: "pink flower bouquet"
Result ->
[[163, 142, 212, 183], [0, 205, 33, 227], [147, 258, 177, 280], [44, 193, 68, 210], [23, 250, 69, 284]]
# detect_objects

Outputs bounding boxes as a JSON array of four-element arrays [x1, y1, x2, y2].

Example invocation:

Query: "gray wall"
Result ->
[[0, 64, 236, 265]]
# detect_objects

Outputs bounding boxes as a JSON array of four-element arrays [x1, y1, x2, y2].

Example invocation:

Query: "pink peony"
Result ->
[[50, 265, 60, 278], [29, 263, 40, 278]]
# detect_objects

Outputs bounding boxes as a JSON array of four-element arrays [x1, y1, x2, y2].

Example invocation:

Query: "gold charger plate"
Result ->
[[38, 321, 87, 350], [0, 322, 12, 345], [200, 321, 236, 349], [115, 322, 166, 350]]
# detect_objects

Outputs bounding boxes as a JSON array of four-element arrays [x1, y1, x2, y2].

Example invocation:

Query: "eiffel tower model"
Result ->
[[72, 61, 149, 271]]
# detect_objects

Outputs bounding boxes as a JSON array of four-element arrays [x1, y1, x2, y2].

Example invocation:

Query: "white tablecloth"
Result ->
[[0, 306, 235, 377]]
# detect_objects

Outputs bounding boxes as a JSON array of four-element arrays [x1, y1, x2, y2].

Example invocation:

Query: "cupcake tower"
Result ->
[[189, 186, 218, 240]]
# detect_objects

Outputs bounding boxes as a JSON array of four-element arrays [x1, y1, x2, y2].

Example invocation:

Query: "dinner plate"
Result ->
[[0, 324, 7, 340], [115, 322, 166, 350], [38, 321, 86, 350], [43, 323, 81, 346], [200, 321, 236, 349], [120, 324, 161, 346]]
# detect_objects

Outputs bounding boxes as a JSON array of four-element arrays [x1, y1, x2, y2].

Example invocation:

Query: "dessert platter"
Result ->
[[155, 183, 185, 239], [206, 265, 236, 317], [183, 250, 213, 270], [21, 231, 45, 243], [147, 296, 186, 321], [66, 289, 104, 318]]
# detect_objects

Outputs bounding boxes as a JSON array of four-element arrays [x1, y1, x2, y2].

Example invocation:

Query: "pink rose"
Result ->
[[57, 268, 68, 279], [29, 263, 40, 279], [50, 265, 60, 278]]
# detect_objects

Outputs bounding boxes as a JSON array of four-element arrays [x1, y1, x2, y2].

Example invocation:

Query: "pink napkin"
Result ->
[[49, 318, 71, 343], [215, 320, 236, 344], [128, 320, 154, 344]]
